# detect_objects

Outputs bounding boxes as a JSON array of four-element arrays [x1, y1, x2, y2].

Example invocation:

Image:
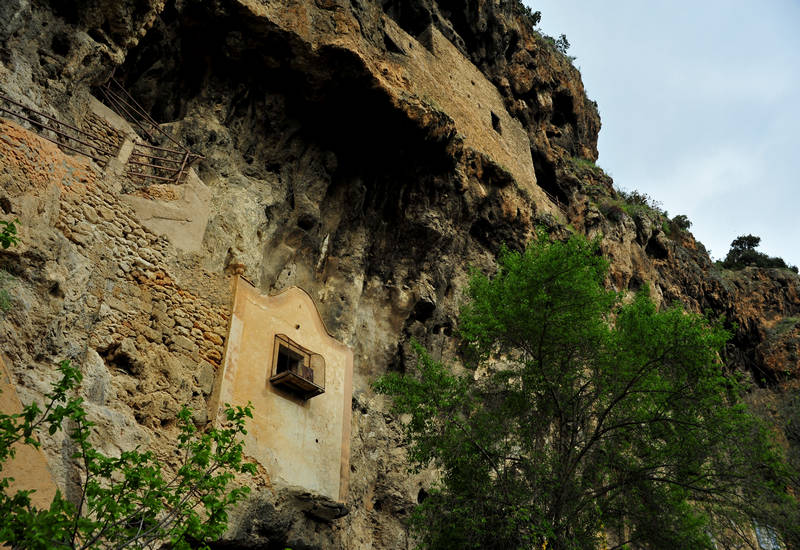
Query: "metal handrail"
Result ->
[[0, 92, 118, 166], [0, 92, 120, 150], [96, 76, 203, 184]]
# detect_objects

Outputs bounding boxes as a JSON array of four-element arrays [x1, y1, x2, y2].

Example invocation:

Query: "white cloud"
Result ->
[[525, 0, 800, 266]]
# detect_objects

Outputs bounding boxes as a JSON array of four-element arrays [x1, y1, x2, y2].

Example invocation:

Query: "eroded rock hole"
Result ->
[[410, 298, 436, 324], [50, 33, 71, 56], [645, 236, 668, 260], [551, 90, 577, 127], [387, 344, 406, 374], [382, 0, 433, 38], [87, 27, 111, 47], [48, 282, 64, 299], [297, 214, 317, 231], [383, 31, 405, 55], [531, 150, 568, 205], [98, 341, 143, 376], [491, 111, 502, 134], [433, 323, 453, 336]]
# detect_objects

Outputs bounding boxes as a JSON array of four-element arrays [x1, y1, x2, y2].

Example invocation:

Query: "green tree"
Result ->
[[670, 214, 692, 231], [722, 234, 793, 270], [554, 33, 570, 54], [376, 232, 798, 550], [0, 360, 256, 549]]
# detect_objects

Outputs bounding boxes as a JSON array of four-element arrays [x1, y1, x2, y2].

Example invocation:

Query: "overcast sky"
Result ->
[[524, 0, 800, 266]]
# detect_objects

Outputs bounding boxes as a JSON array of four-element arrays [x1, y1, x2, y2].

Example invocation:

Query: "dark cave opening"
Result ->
[[491, 111, 502, 134], [645, 236, 669, 260], [109, 0, 464, 286], [531, 149, 567, 205], [114, 0, 455, 174], [50, 32, 71, 56], [380, 0, 433, 38], [551, 90, 577, 128]]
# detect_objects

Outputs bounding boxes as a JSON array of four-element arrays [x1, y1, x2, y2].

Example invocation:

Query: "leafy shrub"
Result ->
[[514, 1, 541, 28], [0, 219, 19, 249], [671, 214, 692, 231], [599, 189, 667, 223], [554, 33, 570, 54], [599, 199, 625, 222], [570, 156, 602, 176], [0, 360, 256, 549], [722, 234, 794, 271], [614, 189, 667, 220], [618, 189, 661, 210], [541, 33, 575, 60]]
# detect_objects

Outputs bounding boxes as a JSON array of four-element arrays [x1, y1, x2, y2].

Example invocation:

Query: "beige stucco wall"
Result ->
[[210, 279, 353, 502], [0, 356, 58, 510]]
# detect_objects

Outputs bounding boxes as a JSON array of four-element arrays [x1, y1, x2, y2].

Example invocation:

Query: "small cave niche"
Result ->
[[98, 341, 142, 376], [50, 32, 71, 57], [550, 90, 577, 128], [645, 236, 669, 260], [381, 0, 433, 39], [433, 322, 453, 336], [531, 150, 568, 205], [417, 488, 428, 504], [87, 25, 112, 48], [491, 111, 502, 134], [383, 31, 405, 55], [627, 275, 644, 292], [108, 4, 217, 124], [296, 214, 317, 232], [387, 344, 406, 374], [48, 281, 64, 299], [409, 298, 436, 324], [504, 32, 519, 62]]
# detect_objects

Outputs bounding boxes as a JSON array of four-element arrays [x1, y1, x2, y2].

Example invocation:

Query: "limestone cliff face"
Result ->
[[1, 1, 798, 548]]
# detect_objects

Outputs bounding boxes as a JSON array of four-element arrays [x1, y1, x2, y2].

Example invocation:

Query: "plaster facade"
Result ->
[[211, 278, 353, 503]]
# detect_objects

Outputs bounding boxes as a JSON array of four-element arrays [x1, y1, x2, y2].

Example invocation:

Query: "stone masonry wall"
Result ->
[[0, 116, 235, 488]]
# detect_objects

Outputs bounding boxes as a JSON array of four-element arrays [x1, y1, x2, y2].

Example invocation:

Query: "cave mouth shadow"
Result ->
[[113, 1, 456, 183]]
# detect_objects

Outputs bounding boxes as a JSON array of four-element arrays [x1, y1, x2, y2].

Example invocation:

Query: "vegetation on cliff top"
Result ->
[[721, 234, 798, 273], [376, 231, 799, 549]]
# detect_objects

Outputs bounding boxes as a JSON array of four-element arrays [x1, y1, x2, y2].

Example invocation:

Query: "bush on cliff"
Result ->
[[0, 219, 19, 249], [376, 231, 799, 549], [722, 234, 797, 272], [0, 360, 256, 549]]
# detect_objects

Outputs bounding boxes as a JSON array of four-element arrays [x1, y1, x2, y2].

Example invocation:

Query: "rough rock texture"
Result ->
[[1, 0, 798, 548]]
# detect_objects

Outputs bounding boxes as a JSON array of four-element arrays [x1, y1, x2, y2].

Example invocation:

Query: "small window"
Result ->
[[276, 346, 304, 375], [491, 111, 502, 134], [270, 334, 325, 400]]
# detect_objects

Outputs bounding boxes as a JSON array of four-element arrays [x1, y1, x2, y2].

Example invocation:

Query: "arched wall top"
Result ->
[[236, 278, 347, 351]]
